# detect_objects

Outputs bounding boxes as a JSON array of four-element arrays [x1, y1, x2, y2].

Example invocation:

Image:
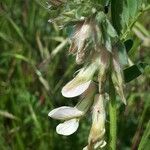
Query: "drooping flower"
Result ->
[[48, 82, 96, 136], [62, 45, 111, 98], [61, 58, 99, 98], [83, 94, 106, 150]]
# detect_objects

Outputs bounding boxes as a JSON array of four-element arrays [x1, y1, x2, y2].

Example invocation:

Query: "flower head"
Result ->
[[48, 10, 130, 149]]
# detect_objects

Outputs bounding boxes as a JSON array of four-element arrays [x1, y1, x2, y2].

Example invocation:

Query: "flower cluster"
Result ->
[[48, 10, 128, 150]]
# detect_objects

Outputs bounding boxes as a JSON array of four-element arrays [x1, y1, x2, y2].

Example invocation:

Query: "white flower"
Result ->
[[48, 106, 83, 120], [48, 82, 96, 136], [56, 119, 79, 136], [61, 61, 99, 98], [84, 94, 106, 149], [48, 106, 82, 135]]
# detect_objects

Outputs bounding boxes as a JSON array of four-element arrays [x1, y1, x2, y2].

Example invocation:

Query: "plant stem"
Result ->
[[109, 76, 117, 150]]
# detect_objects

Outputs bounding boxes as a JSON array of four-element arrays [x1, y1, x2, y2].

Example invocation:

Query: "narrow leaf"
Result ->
[[138, 120, 150, 150], [124, 39, 133, 53], [123, 63, 148, 83]]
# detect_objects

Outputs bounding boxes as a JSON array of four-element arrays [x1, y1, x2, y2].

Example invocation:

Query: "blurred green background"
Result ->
[[0, 0, 150, 150]]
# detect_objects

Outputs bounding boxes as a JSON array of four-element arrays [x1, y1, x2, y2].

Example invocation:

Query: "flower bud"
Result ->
[[69, 20, 91, 54], [85, 94, 106, 149], [69, 18, 101, 64]]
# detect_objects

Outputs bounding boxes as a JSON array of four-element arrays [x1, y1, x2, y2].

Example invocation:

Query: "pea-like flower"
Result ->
[[83, 94, 106, 150], [48, 82, 96, 136], [61, 56, 101, 98]]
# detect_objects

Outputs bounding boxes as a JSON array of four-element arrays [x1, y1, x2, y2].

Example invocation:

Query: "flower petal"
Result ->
[[56, 119, 79, 136], [61, 56, 99, 98], [61, 80, 91, 98], [76, 82, 96, 112], [48, 106, 83, 120], [87, 94, 106, 148]]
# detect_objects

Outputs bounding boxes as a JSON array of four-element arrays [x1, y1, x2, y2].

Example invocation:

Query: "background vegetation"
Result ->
[[0, 0, 150, 150]]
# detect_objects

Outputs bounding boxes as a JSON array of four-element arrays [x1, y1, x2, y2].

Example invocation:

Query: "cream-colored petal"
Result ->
[[56, 119, 79, 136], [75, 82, 96, 113], [48, 106, 83, 120], [87, 94, 106, 149], [62, 80, 91, 98], [61, 60, 99, 98]]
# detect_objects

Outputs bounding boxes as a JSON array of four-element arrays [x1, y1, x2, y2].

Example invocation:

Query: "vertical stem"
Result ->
[[109, 0, 119, 148], [109, 76, 117, 150]]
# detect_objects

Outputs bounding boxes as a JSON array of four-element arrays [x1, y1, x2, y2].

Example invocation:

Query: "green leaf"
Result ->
[[127, 0, 138, 18], [121, 1, 129, 30], [111, 0, 142, 34], [124, 39, 133, 53], [98, 12, 118, 53], [117, 41, 128, 66], [7, 17, 27, 44], [138, 120, 150, 150], [0, 32, 13, 44], [98, 12, 112, 52], [123, 63, 148, 83], [111, 0, 128, 34], [128, 38, 141, 58]]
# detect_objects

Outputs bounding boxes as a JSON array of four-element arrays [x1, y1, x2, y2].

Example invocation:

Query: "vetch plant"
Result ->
[[47, 0, 149, 149]]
